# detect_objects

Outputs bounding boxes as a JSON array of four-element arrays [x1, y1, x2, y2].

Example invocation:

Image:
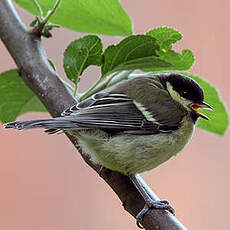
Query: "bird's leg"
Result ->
[[129, 174, 175, 228]]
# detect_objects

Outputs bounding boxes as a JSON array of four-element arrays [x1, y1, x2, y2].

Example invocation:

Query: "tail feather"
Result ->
[[4, 118, 79, 131]]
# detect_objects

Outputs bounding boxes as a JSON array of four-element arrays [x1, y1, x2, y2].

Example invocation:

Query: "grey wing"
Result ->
[[61, 92, 182, 135]]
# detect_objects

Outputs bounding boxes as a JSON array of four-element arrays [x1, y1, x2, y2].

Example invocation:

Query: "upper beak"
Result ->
[[189, 102, 213, 120]]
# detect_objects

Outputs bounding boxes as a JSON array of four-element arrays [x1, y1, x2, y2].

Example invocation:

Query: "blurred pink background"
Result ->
[[0, 1, 230, 229]]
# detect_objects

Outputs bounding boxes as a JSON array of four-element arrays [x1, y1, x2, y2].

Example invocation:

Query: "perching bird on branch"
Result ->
[[5, 73, 212, 226]]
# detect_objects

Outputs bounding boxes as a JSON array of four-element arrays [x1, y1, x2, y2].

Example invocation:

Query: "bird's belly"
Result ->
[[76, 118, 194, 175]]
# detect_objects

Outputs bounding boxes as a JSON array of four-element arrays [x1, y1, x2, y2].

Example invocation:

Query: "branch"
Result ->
[[0, 1, 187, 229]]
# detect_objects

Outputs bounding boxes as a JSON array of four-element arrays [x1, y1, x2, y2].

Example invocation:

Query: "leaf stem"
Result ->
[[42, 0, 62, 24], [79, 70, 133, 101], [74, 78, 80, 97], [32, 0, 43, 18], [107, 70, 133, 87], [79, 78, 103, 102]]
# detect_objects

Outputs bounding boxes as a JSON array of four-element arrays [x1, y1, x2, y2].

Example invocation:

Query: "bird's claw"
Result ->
[[136, 200, 175, 228], [136, 204, 149, 229], [147, 200, 175, 215], [157, 199, 170, 205]]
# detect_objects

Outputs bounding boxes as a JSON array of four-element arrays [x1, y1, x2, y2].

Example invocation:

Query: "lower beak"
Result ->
[[189, 102, 213, 120]]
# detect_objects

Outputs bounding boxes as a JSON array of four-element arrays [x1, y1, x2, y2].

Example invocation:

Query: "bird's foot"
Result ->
[[136, 199, 175, 228]]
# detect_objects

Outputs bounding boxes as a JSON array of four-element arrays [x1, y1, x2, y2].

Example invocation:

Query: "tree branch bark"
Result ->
[[0, 1, 187, 229]]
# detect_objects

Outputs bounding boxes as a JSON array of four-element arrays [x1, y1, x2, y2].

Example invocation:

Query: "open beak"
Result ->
[[189, 102, 213, 120]]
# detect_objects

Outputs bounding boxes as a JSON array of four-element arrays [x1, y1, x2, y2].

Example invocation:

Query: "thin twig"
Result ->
[[79, 71, 133, 101], [32, 0, 43, 18], [42, 0, 62, 24]]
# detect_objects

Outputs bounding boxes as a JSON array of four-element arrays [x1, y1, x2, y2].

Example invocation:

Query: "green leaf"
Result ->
[[101, 35, 173, 77], [146, 27, 183, 51], [160, 49, 194, 70], [63, 35, 103, 84], [144, 27, 195, 72], [143, 49, 194, 73], [14, 0, 132, 36], [185, 73, 229, 135], [0, 70, 46, 123]]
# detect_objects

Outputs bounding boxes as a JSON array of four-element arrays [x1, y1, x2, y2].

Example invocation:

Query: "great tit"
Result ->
[[5, 73, 212, 225]]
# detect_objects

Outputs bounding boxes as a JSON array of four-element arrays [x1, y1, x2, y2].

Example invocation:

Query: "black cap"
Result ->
[[158, 73, 204, 104]]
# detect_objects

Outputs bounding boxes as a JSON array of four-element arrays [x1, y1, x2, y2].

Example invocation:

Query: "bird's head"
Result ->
[[159, 73, 213, 121]]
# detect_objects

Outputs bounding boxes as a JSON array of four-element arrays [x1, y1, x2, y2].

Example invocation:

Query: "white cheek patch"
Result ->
[[166, 82, 191, 111]]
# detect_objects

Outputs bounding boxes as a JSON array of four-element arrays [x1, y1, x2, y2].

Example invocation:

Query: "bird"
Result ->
[[4, 73, 212, 226]]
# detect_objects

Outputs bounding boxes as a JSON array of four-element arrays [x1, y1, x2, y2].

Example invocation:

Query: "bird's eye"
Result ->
[[181, 91, 188, 96]]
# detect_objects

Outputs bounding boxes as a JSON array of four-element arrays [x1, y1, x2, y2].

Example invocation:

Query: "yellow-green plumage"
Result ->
[[74, 115, 194, 175], [5, 74, 207, 176]]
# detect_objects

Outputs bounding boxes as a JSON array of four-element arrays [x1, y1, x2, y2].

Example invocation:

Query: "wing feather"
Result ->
[[60, 76, 188, 134]]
